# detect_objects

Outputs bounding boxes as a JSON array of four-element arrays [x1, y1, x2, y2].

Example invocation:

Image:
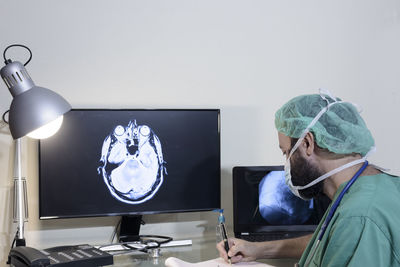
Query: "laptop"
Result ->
[[233, 166, 331, 242]]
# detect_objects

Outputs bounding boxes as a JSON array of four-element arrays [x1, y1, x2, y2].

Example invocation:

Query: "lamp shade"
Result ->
[[1, 60, 71, 139], [9, 86, 71, 139]]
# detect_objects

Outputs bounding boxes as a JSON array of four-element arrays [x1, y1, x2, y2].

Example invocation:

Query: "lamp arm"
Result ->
[[15, 138, 26, 246]]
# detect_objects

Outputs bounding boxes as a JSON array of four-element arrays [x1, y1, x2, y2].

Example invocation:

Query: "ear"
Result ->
[[303, 132, 315, 156]]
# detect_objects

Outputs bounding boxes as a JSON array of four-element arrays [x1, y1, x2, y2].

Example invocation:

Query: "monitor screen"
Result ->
[[39, 109, 221, 219]]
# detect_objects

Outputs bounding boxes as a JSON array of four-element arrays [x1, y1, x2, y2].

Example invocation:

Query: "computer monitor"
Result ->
[[39, 109, 220, 240], [233, 166, 331, 241]]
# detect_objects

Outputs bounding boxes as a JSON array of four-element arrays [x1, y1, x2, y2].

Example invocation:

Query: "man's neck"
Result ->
[[322, 156, 381, 199]]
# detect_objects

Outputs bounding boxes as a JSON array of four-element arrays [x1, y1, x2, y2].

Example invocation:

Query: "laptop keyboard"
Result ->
[[238, 231, 312, 242]]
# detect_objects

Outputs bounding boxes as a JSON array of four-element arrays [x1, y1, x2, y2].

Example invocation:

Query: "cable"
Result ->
[[10, 229, 19, 249], [3, 44, 32, 66], [2, 110, 9, 124], [110, 218, 122, 243]]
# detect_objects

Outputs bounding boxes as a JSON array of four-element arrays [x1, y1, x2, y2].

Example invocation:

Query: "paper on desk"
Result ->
[[165, 257, 276, 267]]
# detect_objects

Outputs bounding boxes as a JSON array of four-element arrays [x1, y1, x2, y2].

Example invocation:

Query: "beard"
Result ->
[[290, 153, 324, 199]]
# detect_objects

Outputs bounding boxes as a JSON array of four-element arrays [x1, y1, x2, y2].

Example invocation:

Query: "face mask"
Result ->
[[284, 159, 303, 199], [284, 91, 375, 200]]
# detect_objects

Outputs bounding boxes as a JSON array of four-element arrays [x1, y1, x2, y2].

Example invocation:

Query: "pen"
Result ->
[[220, 222, 231, 265], [216, 209, 231, 265]]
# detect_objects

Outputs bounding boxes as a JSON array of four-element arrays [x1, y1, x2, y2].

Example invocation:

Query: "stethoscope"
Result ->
[[302, 160, 369, 267], [98, 235, 173, 256]]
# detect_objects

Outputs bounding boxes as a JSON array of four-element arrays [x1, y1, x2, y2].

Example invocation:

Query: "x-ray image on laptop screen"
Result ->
[[233, 166, 331, 239]]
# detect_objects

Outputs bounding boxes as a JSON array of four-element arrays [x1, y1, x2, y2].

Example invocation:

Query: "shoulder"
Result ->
[[331, 173, 400, 241], [322, 216, 400, 266], [327, 173, 400, 260], [340, 173, 400, 214]]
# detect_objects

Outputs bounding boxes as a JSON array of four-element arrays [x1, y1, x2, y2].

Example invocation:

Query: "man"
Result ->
[[217, 92, 400, 266]]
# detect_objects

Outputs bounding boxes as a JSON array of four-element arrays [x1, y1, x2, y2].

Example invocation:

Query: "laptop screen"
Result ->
[[233, 166, 331, 237]]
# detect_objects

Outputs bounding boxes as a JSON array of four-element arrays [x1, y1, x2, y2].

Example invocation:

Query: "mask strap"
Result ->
[[319, 88, 338, 102], [292, 146, 376, 190]]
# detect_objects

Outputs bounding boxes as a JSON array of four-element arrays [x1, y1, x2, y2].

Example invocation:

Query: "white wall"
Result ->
[[1, 0, 400, 264]]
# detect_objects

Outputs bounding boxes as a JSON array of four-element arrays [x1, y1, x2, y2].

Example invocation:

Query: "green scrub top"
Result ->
[[298, 173, 400, 266]]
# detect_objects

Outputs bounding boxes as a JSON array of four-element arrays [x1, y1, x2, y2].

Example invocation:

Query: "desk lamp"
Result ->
[[1, 44, 71, 247]]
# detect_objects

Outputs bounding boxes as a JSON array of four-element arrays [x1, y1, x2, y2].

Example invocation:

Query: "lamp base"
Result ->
[[15, 238, 26, 247]]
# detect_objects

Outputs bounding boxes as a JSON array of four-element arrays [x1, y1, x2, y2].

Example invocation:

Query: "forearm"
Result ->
[[254, 234, 312, 259]]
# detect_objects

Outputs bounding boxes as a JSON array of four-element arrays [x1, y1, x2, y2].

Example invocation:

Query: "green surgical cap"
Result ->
[[275, 94, 374, 156]]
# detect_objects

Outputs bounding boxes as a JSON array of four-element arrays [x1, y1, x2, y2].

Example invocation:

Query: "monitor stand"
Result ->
[[119, 215, 143, 242], [118, 215, 193, 248]]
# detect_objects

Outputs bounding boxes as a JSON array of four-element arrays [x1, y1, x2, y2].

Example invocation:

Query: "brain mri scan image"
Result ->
[[98, 120, 166, 204], [258, 171, 313, 225]]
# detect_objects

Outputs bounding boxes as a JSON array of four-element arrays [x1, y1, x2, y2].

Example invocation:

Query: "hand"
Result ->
[[216, 235, 311, 263], [216, 238, 258, 263]]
